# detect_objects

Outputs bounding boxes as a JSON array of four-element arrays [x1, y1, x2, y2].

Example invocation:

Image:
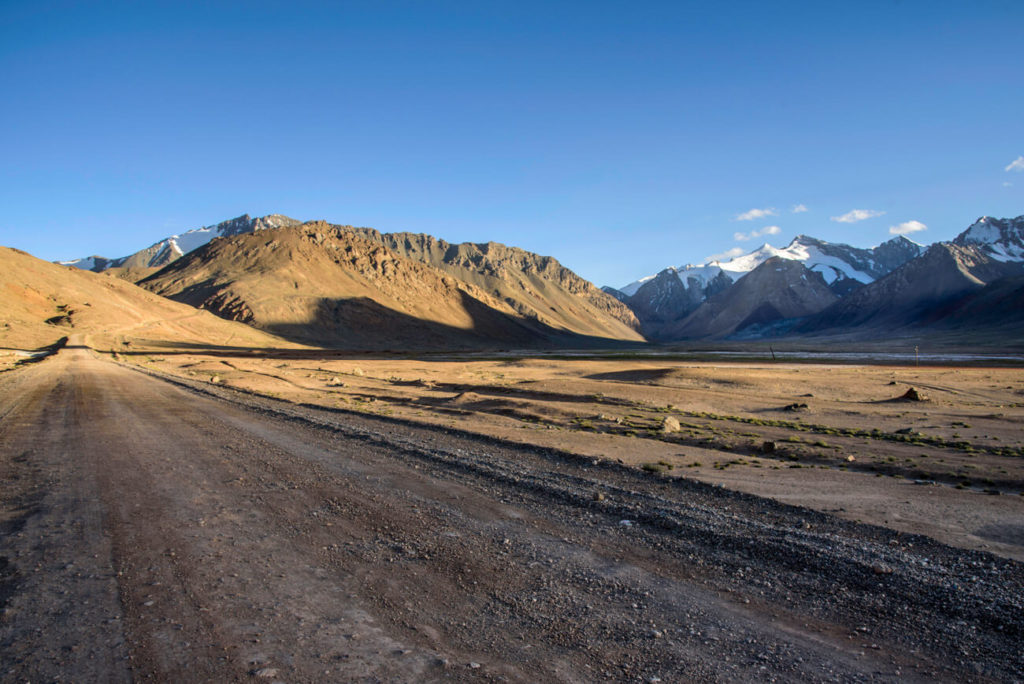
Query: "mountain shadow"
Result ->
[[263, 291, 650, 351]]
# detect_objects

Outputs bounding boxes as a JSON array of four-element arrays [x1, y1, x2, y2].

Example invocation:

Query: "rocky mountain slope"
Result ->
[[0, 247, 289, 350], [138, 224, 643, 349], [324, 226, 639, 339]]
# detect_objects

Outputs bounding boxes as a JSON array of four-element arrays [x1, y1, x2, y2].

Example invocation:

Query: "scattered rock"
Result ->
[[783, 402, 809, 412], [252, 667, 279, 678], [899, 387, 927, 401], [469, 662, 481, 669], [761, 441, 776, 454], [661, 416, 681, 433], [351, 367, 364, 377], [593, 491, 606, 502], [872, 565, 894, 575]]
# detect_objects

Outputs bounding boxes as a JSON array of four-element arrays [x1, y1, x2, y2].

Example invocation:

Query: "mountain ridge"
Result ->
[[136, 223, 643, 349]]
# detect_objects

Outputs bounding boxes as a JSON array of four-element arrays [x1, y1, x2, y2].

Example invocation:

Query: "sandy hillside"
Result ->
[[139, 224, 644, 349], [0, 246, 294, 352]]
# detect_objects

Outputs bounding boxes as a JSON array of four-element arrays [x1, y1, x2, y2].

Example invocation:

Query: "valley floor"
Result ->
[[122, 343, 1024, 561], [0, 344, 1021, 681]]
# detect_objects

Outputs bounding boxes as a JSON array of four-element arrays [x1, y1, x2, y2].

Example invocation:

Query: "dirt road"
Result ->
[[1, 346, 1021, 682]]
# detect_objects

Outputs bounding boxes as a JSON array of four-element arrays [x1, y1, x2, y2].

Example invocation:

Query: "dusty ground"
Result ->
[[1, 343, 1022, 681], [117, 347, 1024, 562]]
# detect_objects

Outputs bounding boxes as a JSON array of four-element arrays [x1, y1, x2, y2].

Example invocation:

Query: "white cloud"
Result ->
[[889, 220, 927, 236], [791, 204, 808, 213], [735, 207, 778, 221], [1005, 156, 1024, 172], [734, 225, 782, 241], [704, 247, 745, 263], [1004, 181, 1014, 187], [831, 209, 885, 223]]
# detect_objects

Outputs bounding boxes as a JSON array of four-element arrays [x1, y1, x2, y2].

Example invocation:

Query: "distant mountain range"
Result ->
[[56, 213, 1024, 347], [605, 215, 1024, 341]]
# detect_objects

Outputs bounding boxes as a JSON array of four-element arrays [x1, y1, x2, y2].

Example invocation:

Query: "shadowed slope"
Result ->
[[799, 242, 1024, 335]]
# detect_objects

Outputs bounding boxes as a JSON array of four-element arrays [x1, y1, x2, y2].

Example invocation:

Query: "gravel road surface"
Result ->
[[0, 345, 1021, 682]]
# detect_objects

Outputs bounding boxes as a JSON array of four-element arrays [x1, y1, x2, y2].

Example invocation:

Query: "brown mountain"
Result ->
[[0, 246, 289, 351], [138, 223, 644, 349]]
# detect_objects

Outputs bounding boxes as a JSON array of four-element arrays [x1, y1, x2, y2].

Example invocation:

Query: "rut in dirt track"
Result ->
[[0, 346, 1021, 682]]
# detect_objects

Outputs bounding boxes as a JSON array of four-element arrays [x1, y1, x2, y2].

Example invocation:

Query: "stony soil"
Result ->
[[1, 345, 1022, 681]]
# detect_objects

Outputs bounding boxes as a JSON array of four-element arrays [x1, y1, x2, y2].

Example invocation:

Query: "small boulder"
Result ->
[[661, 416, 681, 434], [761, 441, 777, 454]]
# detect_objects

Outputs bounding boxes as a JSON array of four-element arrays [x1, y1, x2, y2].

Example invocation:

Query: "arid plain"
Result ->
[[105, 341, 1024, 562]]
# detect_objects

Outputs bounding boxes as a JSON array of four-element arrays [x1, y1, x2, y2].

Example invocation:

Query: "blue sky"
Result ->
[[1, 0, 1021, 288]]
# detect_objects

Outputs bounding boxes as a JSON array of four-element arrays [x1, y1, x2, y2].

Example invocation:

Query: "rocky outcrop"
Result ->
[[354, 229, 642, 338]]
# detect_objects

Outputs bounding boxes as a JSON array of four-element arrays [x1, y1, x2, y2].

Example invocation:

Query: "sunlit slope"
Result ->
[[0, 246, 292, 350]]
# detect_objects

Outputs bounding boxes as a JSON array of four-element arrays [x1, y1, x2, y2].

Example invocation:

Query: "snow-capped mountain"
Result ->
[[615, 234, 924, 338], [800, 240, 1024, 335], [59, 214, 300, 272], [666, 257, 839, 340], [952, 215, 1024, 262], [620, 234, 923, 296]]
